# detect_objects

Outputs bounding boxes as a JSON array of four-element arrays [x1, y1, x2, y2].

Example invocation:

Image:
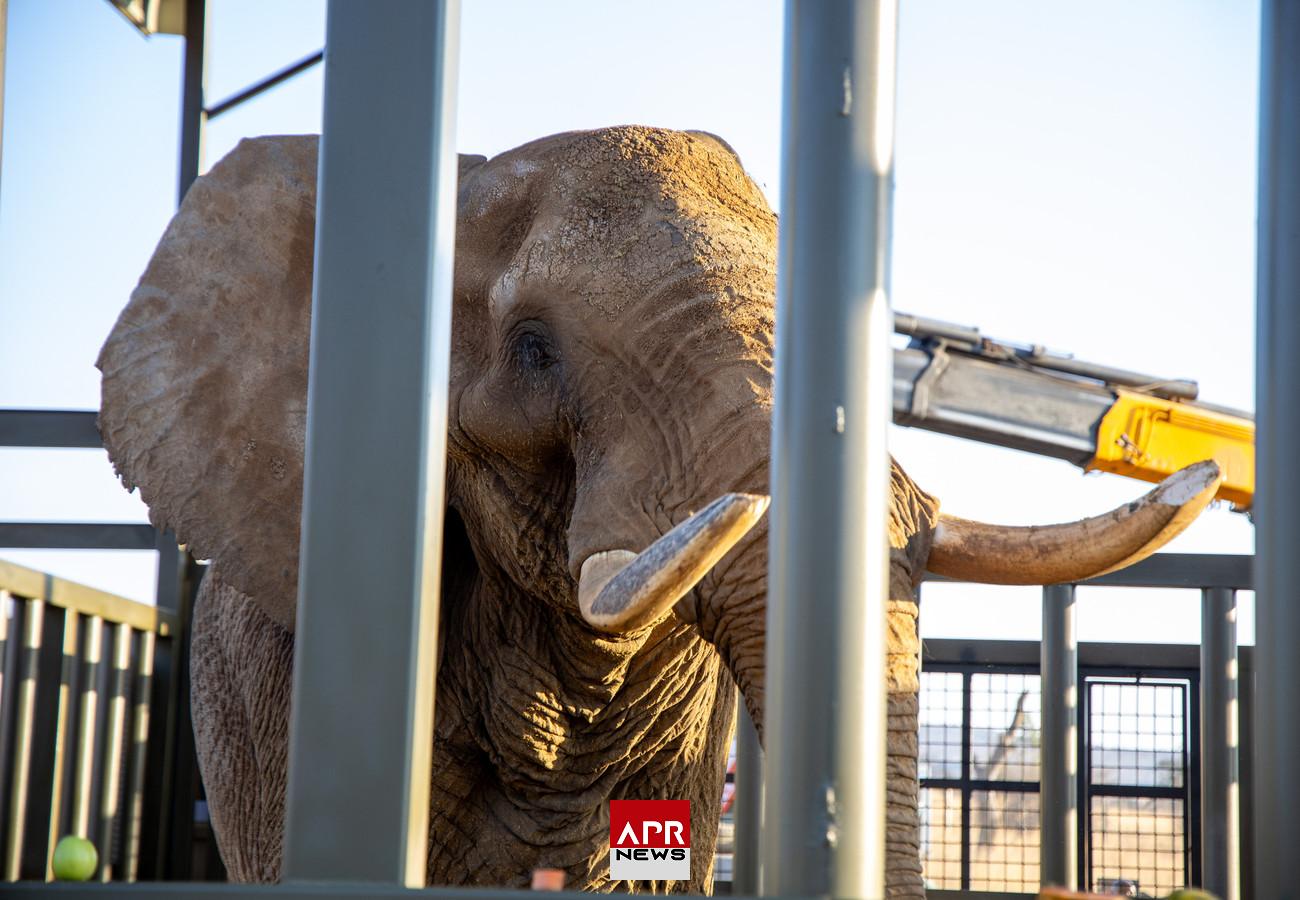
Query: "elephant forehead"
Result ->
[[462, 126, 778, 320]]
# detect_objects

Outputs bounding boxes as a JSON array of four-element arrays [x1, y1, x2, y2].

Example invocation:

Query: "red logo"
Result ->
[[609, 800, 690, 880]]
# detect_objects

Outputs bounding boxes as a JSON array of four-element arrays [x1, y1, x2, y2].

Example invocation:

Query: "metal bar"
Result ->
[[0, 523, 158, 551], [0, 0, 7, 211], [923, 553, 1254, 590], [763, 1, 898, 896], [892, 345, 1110, 464], [1076, 671, 1090, 890], [3, 599, 43, 880], [1201, 588, 1240, 900], [44, 610, 79, 880], [17, 605, 69, 879], [206, 50, 324, 119], [120, 629, 153, 882], [959, 671, 971, 891], [1187, 676, 1202, 889], [0, 592, 17, 857], [137, 539, 188, 880], [162, 568, 201, 882], [0, 559, 176, 637], [1040, 584, 1077, 890], [282, 0, 461, 885], [178, 0, 208, 202], [732, 701, 763, 895], [1253, 3, 1300, 897], [0, 410, 101, 448], [71, 617, 103, 841], [1239, 656, 1257, 900], [97, 624, 132, 880]]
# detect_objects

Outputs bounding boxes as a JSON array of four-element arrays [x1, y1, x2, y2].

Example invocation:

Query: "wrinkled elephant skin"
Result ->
[[99, 128, 1216, 897]]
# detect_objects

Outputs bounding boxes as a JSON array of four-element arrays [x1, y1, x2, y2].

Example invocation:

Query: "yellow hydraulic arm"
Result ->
[[893, 312, 1255, 510], [1088, 390, 1254, 509]]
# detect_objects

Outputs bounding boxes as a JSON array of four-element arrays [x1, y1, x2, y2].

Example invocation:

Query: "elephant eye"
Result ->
[[511, 328, 558, 373]]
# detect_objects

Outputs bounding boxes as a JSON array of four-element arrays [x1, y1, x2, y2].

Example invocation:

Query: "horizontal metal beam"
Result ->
[[893, 345, 1112, 464], [0, 410, 101, 448], [923, 553, 1253, 590], [0, 522, 157, 550], [923, 637, 1256, 672], [0, 558, 177, 636]]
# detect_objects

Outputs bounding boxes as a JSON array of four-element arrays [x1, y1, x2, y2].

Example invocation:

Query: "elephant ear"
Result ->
[[98, 135, 487, 632]]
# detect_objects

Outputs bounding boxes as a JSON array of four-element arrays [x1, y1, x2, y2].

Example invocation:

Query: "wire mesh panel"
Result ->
[[1090, 679, 1186, 789], [919, 661, 1197, 894], [970, 673, 1041, 783], [1087, 677, 1191, 896], [919, 786, 962, 889], [969, 789, 1040, 892], [1090, 795, 1187, 895], [920, 670, 963, 781]]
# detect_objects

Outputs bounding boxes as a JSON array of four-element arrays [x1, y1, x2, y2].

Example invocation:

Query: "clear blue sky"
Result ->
[[0, 0, 1260, 644]]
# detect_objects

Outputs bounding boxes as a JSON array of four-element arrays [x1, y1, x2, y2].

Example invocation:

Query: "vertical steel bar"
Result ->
[[121, 629, 153, 882], [282, 0, 461, 885], [763, 2, 899, 896], [0, 0, 8, 208], [97, 625, 132, 881], [71, 616, 103, 841], [1201, 588, 1239, 900], [1040, 584, 1078, 890], [177, 0, 208, 202], [732, 701, 763, 895], [1254, 3, 1300, 898], [44, 610, 79, 880], [3, 599, 43, 880], [0, 591, 17, 858]]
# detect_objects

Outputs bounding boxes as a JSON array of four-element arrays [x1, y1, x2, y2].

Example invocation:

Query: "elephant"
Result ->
[[96, 127, 1221, 896]]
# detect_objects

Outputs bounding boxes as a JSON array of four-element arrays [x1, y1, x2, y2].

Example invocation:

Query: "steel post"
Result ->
[[1040, 584, 1077, 890], [282, 0, 461, 885], [1254, 3, 1300, 898], [178, 0, 208, 202], [763, 1, 899, 896], [1201, 587, 1240, 900], [732, 702, 763, 895], [0, 0, 8, 207]]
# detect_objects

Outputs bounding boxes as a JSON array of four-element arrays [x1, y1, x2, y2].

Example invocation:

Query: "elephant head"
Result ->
[[97, 127, 1220, 895]]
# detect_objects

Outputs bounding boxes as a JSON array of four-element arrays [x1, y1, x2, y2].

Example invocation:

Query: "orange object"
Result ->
[[531, 868, 566, 891]]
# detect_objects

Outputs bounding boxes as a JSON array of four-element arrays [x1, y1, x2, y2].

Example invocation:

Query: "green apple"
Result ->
[[1166, 889, 1219, 900], [51, 835, 98, 882]]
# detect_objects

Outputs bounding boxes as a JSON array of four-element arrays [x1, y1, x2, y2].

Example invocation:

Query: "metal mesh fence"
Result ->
[[919, 666, 1194, 894], [968, 790, 1040, 893], [1090, 795, 1186, 896], [970, 673, 1041, 783], [919, 787, 962, 890], [1087, 678, 1190, 895]]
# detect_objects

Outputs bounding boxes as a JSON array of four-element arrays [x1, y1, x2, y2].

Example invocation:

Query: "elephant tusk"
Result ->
[[926, 459, 1222, 585], [578, 492, 770, 633]]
